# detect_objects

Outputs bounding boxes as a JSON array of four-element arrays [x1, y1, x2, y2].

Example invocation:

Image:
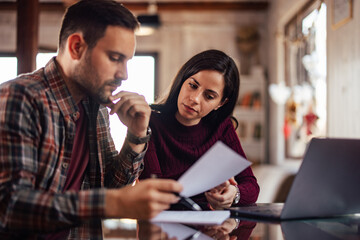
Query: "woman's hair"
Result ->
[[58, 0, 139, 51], [153, 49, 240, 127]]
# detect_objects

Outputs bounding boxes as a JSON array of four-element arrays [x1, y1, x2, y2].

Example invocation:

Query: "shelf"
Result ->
[[240, 76, 265, 85], [240, 141, 265, 164], [234, 66, 267, 163], [233, 106, 264, 117]]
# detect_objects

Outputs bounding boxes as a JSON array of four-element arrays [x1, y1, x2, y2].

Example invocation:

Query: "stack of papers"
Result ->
[[151, 210, 231, 225]]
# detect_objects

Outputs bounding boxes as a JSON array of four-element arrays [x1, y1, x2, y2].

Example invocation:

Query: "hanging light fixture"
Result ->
[[269, 82, 291, 105], [136, 1, 161, 36]]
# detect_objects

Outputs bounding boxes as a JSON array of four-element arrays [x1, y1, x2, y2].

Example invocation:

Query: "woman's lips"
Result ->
[[183, 104, 197, 113]]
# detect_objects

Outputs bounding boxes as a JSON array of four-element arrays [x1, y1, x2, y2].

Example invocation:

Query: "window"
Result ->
[[283, 1, 327, 158], [0, 52, 56, 83], [0, 57, 17, 84], [109, 55, 156, 150], [0, 53, 156, 150]]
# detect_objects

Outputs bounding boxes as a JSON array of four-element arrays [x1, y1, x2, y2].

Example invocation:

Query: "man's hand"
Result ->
[[106, 91, 151, 137], [105, 179, 183, 220]]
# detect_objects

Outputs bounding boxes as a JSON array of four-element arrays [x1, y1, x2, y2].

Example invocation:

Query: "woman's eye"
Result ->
[[205, 94, 215, 100], [189, 83, 197, 89]]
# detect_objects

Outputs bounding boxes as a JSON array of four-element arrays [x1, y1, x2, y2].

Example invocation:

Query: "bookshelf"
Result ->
[[233, 66, 266, 164]]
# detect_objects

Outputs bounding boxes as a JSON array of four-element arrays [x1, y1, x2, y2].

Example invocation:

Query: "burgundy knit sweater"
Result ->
[[139, 112, 260, 207]]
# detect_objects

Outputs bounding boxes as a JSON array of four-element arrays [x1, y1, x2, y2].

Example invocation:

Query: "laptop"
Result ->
[[229, 138, 360, 220], [281, 221, 342, 240]]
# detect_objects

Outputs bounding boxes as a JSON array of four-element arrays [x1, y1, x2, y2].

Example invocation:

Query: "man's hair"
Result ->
[[58, 0, 139, 51]]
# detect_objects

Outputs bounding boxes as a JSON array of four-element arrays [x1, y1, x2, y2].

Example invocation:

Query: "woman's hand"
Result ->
[[205, 177, 238, 210], [201, 218, 238, 240]]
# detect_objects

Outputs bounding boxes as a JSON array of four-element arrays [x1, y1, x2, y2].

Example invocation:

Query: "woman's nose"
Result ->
[[190, 91, 201, 103]]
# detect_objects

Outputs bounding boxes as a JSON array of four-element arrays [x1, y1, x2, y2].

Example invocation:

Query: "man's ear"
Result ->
[[67, 33, 87, 60], [214, 98, 228, 110]]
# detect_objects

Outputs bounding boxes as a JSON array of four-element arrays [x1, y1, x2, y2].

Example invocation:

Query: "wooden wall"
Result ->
[[326, 0, 360, 138], [267, 0, 360, 164], [135, 10, 269, 98]]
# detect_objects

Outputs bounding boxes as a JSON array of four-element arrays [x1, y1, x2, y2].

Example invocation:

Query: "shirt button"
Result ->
[[62, 162, 69, 169]]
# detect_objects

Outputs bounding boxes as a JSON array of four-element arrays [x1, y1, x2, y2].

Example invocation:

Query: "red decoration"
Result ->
[[303, 110, 319, 135]]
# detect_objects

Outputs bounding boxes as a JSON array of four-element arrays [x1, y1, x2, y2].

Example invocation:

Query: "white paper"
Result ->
[[154, 222, 213, 240], [151, 210, 230, 225], [178, 141, 251, 197]]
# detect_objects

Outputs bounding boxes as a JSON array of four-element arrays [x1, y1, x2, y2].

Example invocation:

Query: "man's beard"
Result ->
[[96, 84, 113, 104], [96, 78, 124, 104], [74, 52, 121, 104]]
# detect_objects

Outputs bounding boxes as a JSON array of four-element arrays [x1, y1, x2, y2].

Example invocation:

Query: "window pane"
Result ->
[[0, 57, 17, 84], [109, 56, 155, 150], [36, 52, 56, 69], [0, 52, 55, 84]]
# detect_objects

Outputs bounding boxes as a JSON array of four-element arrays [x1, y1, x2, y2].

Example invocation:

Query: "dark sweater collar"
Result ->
[[159, 112, 206, 137]]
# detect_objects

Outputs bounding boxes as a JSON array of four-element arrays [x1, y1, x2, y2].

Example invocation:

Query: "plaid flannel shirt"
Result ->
[[0, 58, 145, 239]]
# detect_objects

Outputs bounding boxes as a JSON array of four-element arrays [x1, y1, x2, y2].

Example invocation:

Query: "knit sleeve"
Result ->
[[139, 136, 162, 179]]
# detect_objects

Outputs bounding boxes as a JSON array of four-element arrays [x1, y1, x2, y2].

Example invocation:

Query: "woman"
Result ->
[[139, 49, 259, 210]]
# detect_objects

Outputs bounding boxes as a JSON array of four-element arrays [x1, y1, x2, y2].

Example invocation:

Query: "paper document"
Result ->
[[151, 210, 230, 225], [178, 141, 251, 197], [154, 222, 213, 240]]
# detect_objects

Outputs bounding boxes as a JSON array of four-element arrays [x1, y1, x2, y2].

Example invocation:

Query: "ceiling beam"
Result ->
[[124, 2, 269, 12], [0, 1, 268, 12], [0, 2, 65, 11]]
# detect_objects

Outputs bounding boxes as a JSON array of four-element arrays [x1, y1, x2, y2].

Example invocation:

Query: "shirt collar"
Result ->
[[44, 57, 79, 120]]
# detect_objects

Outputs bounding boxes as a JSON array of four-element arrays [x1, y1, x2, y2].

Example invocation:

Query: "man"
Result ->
[[0, 0, 182, 239]]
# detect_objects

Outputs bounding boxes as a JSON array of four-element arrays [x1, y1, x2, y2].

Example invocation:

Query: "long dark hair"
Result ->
[[59, 0, 139, 51], [153, 49, 240, 127]]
